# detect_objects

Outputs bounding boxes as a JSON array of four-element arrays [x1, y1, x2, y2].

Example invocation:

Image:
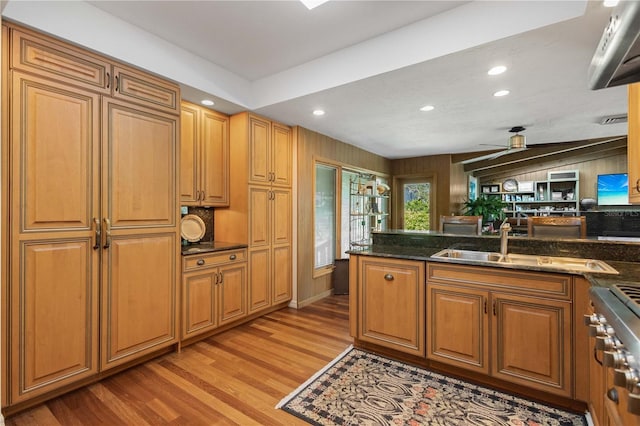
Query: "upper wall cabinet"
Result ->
[[180, 101, 230, 207], [248, 114, 292, 187], [11, 27, 179, 114], [629, 83, 640, 204]]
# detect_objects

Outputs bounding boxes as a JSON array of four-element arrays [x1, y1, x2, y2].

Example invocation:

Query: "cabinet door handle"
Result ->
[[103, 218, 111, 249], [492, 300, 497, 316], [197, 259, 205, 266], [484, 299, 487, 314], [636, 178, 640, 193], [93, 218, 101, 250], [219, 272, 223, 284], [115, 75, 119, 92], [383, 273, 394, 281], [106, 72, 110, 89], [214, 272, 219, 284]]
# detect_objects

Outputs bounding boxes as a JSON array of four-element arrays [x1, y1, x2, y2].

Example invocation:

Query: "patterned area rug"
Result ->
[[277, 346, 587, 426]]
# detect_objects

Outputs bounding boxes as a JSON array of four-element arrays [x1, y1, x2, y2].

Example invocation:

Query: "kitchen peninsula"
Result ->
[[348, 230, 640, 419]]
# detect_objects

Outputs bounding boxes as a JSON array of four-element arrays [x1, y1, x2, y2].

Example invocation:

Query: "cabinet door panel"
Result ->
[[12, 72, 99, 233], [11, 240, 98, 402], [272, 244, 292, 304], [218, 263, 247, 325], [248, 248, 270, 313], [359, 257, 425, 356], [180, 104, 199, 205], [427, 284, 489, 374], [11, 28, 111, 94], [272, 188, 291, 246], [102, 234, 177, 370], [271, 123, 292, 187], [201, 110, 229, 206], [248, 116, 270, 184], [183, 271, 216, 337], [249, 186, 270, 247], [112, 66, 179, 114], [104, 99, 177, 228], [492, 293, 571, 396]]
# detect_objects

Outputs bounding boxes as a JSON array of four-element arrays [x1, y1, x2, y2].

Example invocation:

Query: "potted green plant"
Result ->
[[462, 195, 507, 224]]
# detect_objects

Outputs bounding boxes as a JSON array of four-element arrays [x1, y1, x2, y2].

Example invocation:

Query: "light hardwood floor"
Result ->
[[5, 295, 351, 425]]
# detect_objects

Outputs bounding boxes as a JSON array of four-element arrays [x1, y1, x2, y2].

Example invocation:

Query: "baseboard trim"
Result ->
[[296, 289, 333, 309]]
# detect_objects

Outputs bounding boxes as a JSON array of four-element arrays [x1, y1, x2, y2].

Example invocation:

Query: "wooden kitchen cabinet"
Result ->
[[427, 284, 489, 374], [215, 112, 293, 314], [628, 83, 640, 204], [180, 101, 229, 206], [182, 249, 247, 339], [427, 262, 573, 397], [3, 22, 180, 408], [247, 115, 292, 187], [100, 99, 179, 371], [247, 185, 292, 311], [355, 256, 425, 356]]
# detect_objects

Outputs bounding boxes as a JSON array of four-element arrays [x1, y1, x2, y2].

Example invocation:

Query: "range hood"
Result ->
[[589, 0, 640, 89]]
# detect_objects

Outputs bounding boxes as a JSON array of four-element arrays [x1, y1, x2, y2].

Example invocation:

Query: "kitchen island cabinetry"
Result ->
[[182, 249, 247, 339], [180, 101, 229, 207], [3, 22, 180, 409], [351, 255, 425, 356], [427, 263, 572, 397], [215, 112, 292, 314], [629, 83, 640, 204]]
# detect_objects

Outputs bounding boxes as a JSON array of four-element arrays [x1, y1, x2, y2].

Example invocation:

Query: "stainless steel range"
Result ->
[[588, 284, 640, 416]]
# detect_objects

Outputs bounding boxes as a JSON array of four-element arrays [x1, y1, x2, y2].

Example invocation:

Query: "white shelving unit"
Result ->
[[481, 170, 580, 217]]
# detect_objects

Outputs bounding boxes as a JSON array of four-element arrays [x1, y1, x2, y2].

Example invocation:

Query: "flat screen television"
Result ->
[[597, 173, 629, 205]]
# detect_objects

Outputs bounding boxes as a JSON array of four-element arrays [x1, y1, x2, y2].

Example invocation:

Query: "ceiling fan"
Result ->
[[462, 126, 528, 164]]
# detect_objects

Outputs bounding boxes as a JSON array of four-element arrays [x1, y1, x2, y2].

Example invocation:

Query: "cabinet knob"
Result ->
[[383, 273, 394, 281], [636, 178, 640, 193], [229, 254, 236, 260], [197, 259, 205, 266]]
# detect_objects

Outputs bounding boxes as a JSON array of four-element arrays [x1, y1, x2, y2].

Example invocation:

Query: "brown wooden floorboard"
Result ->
[[4, 295, 351, 425]]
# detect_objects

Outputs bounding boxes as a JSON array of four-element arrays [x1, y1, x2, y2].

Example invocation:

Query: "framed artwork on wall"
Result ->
[[468, 175, 478, 201]]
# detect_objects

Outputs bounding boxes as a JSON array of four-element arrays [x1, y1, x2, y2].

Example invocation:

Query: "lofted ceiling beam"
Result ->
[[459, 136, 627, 174]]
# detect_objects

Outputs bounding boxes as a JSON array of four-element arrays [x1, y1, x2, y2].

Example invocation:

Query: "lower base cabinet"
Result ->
[[427, 263, 573, 397], [353, 255, 425, 357], [182, 249, 247, 339]]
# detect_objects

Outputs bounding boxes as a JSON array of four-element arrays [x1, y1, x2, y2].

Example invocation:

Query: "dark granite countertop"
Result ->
[[181, 241, 247, 256], [348, 230, 640, 290]]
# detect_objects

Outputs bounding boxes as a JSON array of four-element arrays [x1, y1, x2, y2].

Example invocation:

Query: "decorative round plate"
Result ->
[[181, 214, 206, 242], [502, 178, 518, 192]]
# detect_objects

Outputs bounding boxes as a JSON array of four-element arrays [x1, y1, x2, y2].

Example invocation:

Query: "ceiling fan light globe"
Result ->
[[509, 134, 526, 149]]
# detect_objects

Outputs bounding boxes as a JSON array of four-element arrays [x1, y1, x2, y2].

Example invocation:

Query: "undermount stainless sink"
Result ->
[[431, 249, 619, 275]]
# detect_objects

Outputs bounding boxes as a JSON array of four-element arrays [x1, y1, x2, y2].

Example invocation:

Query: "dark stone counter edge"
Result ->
[[347, 245, 640, 290], [181, 241, 248, 256]]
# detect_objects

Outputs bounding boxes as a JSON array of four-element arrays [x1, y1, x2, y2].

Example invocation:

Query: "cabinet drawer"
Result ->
[[112, 65, 179, 114], [183, 249, 246, 271], [11, 27, 111, 94], [427, 262, 571, 299]]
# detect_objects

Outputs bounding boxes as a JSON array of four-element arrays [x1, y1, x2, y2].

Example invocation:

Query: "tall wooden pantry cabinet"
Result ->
[[215, 112, 293, 313], [2, 23, 180, 410]]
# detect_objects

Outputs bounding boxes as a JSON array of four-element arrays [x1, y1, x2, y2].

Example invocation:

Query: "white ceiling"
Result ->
[[2, 0, 629, 159]]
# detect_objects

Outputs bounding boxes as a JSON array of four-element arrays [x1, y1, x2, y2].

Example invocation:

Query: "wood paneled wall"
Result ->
[[390, 155, 466, 221], [295, 127, 391, 307]]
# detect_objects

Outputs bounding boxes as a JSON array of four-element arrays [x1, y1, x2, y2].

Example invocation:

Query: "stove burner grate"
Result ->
[[612, 284, 640, 318]]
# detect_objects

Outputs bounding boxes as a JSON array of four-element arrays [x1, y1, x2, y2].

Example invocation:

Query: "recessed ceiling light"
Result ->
[[300, 0, 330, 10], [603, 0, 619, 7], [493, 90, 510, 97], [488, 66, 507, 76], [201, 99, 215, 106], [313, 109, 325, 116], [419, 105, 435, 112]]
